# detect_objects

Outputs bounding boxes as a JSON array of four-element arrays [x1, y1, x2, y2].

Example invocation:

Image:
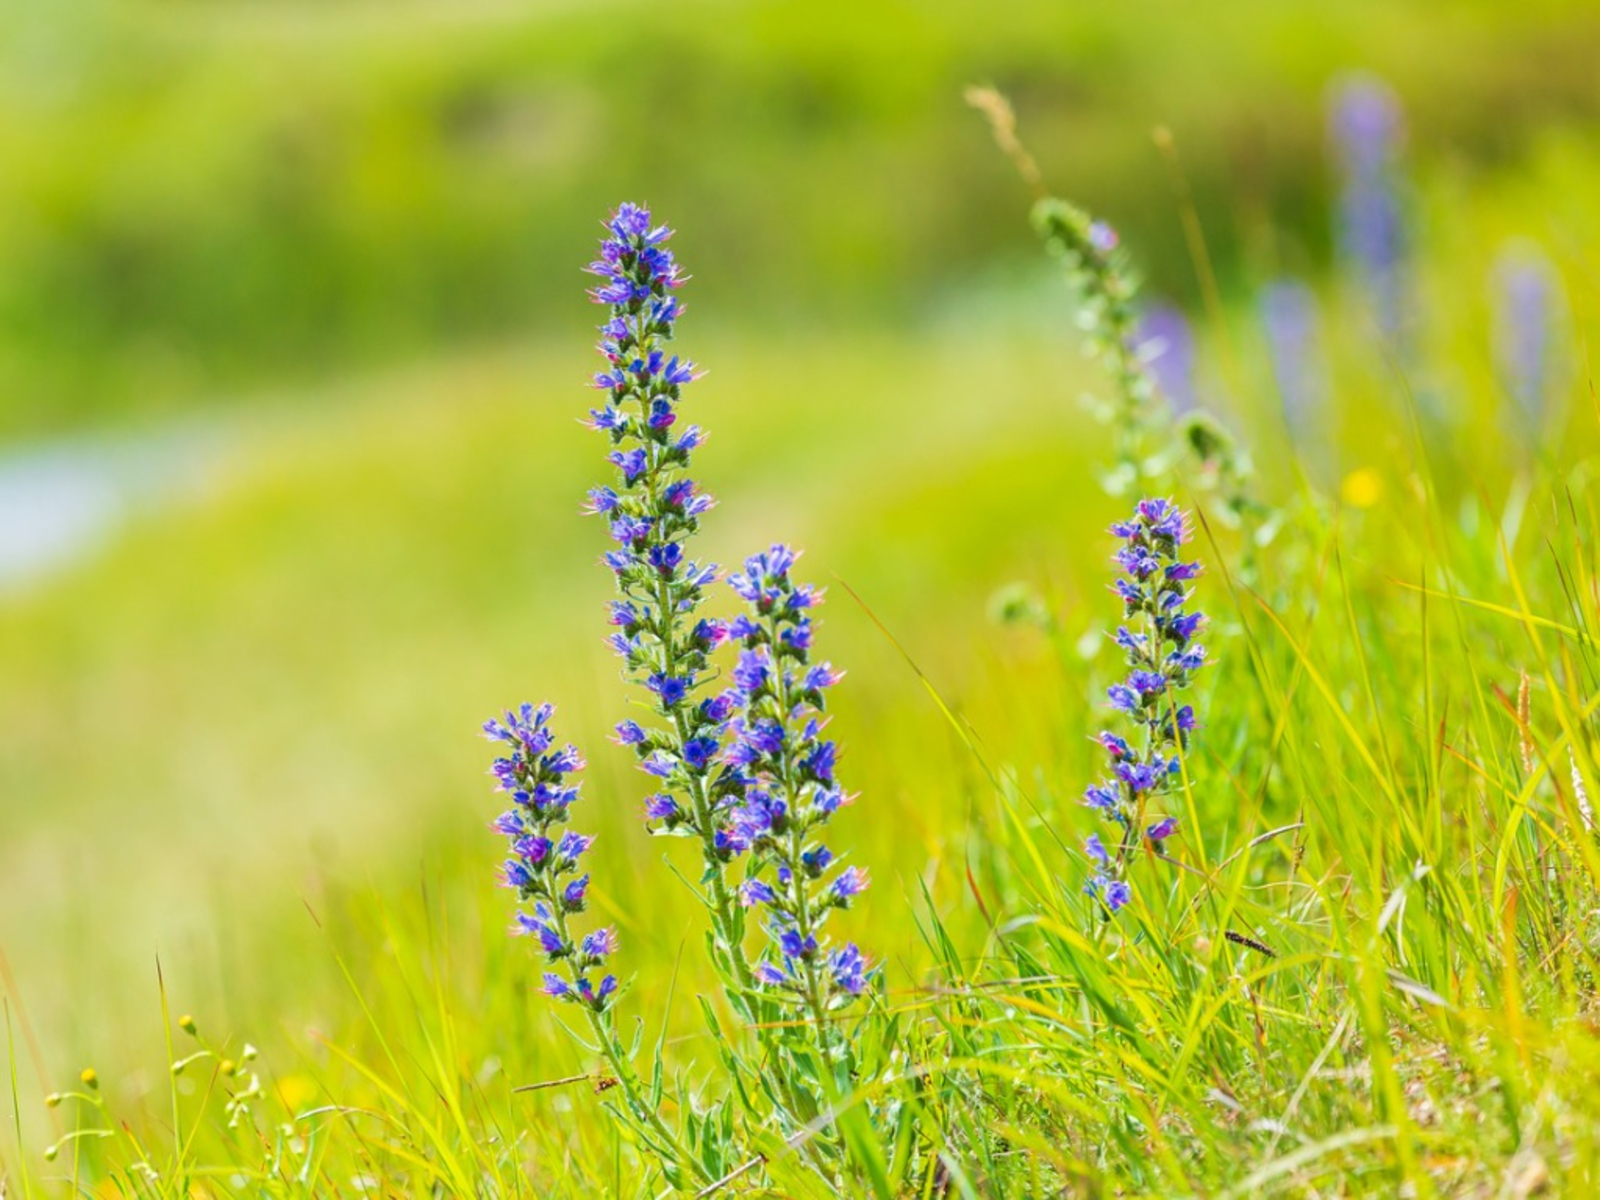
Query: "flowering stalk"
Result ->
[[1032, 199, 1159, 493], [1082, 500, 1207, 912], [1329, 73, 1407, 347], [583, 203, 756, 994], [1491, 244, 1560, 438], [719, 546, 872, 1036], [1032, 200, 1267, 539], [483, 702, 702, 1181], [970, 92, 1271, 550]]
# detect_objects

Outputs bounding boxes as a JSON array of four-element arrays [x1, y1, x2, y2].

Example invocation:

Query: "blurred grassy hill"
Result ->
[[0, 325, 1118, 1094], [2, 0, 1599, 434]]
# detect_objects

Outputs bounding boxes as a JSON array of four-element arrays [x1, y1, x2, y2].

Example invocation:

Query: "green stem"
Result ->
[[763, 613, 837, 1050], [546, 898, 707, 1185], [581, 1005, 708, 1186]]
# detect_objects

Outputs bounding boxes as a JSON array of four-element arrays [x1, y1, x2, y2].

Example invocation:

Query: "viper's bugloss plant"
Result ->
[[1083, 498, 1206, 913], [581, 205, 878, 1184], [484, 703, 618, 1009], [483, 701, 702, 1180], [582, 203, 761, 991], [1030, 198, 1158, 492], [966, 88, 1278, 556], [719, 545, 873, 1019]]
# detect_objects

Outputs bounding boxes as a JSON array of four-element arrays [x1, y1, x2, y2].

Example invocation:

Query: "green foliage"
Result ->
[[6, 7, 1600, 1195], [3, 0, 1600, 432]]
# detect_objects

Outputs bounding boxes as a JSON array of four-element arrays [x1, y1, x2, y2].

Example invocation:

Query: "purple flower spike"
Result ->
[[584, 205, 733, 858], [1492, 243, 1565, 436], [1328, 73, 1409, 344], [1083, 499, 1207, 919], [719, 545, 874, 1012], [481, 704, 620, 1012]]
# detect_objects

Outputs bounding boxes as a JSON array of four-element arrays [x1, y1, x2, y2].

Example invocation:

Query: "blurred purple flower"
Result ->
[[1492, 243, 1562, 432], [1135, 303, 1196, 414], [1328, 73, 1408, 343]]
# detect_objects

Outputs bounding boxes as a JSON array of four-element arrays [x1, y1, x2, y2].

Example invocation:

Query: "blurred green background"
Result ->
[[4, 0, 1600, 1171], [3, 0, 1598, 433]]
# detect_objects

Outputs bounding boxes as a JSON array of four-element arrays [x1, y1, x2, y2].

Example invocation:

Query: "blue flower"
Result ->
[[1083, 782, 1120, 812], [731, 649, 770, 696], [644, 673, 690, 709], [576, 975, 620, 1011], [740, 879, 776, 907], [1260, 280, 1327, 450], [1086, 875, 1133, 913], [1095, 731, 1133, 759], [608, 448, 648, 485], [1328, 73, 1408, 343], [829, 866, 870, 905], [1146, 818, 1178, 850], [1107, 683, 1141, 714], [779, 928, 818, 962], [1167, 646, 1206, 673], [584, 487, 620, 515], [1167, 611, 1205, 646], [581, 927, 620, 962], [828, 944, 870, 996], [1127, 669, 1167, 697], [515, 905, 569, 957], [1135, 304, 1196, 415], [1115, 761, 1162, 792], [512, 835, 551, 866], [499, 859, 534, 891], [1085, 833, 1110, 868], [754, 961, 789, 987], [610, 516, 652, 547], [1087, 220, 1119, 254], [1492, 245, 1562, 433], [555, 831, 595, 866], [682, 736, 719, 770], [643, 793, 680, 824]]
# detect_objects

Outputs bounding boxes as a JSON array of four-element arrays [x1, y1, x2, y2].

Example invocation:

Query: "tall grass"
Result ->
[[5, 91, 1600, 1200]]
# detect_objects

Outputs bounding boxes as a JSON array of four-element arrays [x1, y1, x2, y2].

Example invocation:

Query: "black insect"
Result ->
[[1224, 930, 1276, 958]]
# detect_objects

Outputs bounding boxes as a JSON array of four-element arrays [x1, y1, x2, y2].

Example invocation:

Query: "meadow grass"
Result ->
[[6, 130, 1600, 1196]]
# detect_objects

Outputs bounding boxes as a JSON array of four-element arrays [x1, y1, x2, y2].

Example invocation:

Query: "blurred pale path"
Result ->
[[0, 426, 229, 593]]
